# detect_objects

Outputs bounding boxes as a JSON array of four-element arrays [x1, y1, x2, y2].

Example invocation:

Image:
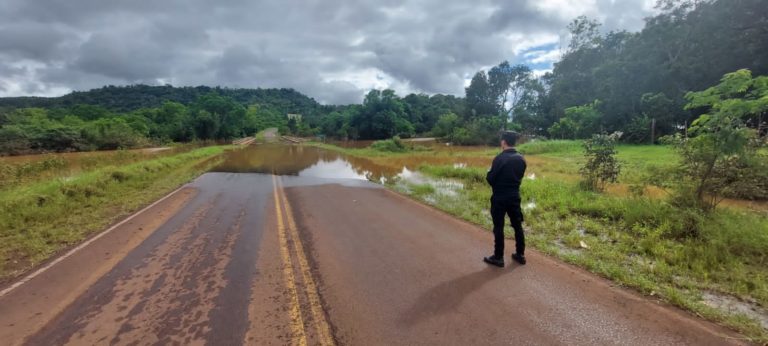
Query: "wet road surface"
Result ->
[[0, 145, 746, 345]]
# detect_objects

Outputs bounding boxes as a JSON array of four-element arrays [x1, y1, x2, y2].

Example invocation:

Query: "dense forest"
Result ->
[[0, 0, 765, 154]]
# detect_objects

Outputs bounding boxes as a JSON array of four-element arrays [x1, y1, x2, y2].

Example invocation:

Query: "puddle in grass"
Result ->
[[701, 291, 768, 329], [211, 144, 465, 195]]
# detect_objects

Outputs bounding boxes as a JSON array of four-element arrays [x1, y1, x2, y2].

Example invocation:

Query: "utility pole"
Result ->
[[651, 118, 656, 144]]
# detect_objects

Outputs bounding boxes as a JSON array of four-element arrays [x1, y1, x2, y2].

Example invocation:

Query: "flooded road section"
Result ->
[[211, 144, 397, 180], [0, 143, 745, 345], [211, 144, 467, 194]]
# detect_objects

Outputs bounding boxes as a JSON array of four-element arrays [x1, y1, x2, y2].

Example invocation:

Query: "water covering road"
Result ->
[[0, 144, 744, 345]]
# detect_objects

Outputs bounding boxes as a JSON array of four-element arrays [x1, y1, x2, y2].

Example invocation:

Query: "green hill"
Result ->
[[0, 85, 322, 116]]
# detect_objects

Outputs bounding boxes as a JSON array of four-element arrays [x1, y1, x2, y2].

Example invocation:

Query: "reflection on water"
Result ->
[[299, 159, 372, 180], [211, 144, 399, 181], [211, 144, 466, 196]]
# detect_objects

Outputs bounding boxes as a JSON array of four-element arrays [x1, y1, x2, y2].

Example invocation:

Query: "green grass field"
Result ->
[[517, 140, 680, 183], [318, 139, 768, 342], [0, 146, 228, 282]]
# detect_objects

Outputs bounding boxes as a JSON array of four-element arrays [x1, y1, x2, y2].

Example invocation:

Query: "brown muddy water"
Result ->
[[210, 144, 468, 196], [212, 144, 400, 180]]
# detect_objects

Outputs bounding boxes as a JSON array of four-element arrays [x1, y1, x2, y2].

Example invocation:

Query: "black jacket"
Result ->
[[486, 148, 527, 199]]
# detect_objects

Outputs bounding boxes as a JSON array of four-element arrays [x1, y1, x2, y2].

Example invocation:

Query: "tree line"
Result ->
[[460, 0, 766, 143], [0, 94, 292, 154], [0, 0, 765, 154]]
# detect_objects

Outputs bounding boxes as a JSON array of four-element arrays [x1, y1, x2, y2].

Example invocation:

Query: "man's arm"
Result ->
[[512, 155, 527, 179], [521, 157, 527, 176], [486, 155, 503, 186]]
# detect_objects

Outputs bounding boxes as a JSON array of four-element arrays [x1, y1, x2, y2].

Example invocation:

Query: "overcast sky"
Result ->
[[0, 0, 656, 104]]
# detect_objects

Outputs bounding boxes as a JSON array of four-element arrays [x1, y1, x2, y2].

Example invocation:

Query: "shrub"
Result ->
[[548, 100, 603, 139], [447, 116, 505, 146], [431, 113, 460, 138], [579, 133, 621, 192], [370, 136, 408, 152], [448, 127, 471, 145], [0, 126, 32, 155], [623, 115, 652, 144], [672, 69, 768, 210]]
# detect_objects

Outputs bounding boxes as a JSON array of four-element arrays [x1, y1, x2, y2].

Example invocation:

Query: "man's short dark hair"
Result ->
[[500, 131, 519, 146]]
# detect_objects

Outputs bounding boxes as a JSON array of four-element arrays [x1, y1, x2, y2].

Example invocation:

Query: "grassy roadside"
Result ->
[[314, 141, 768, 343], [0, 142, 221, 191], [411, 165, 767, 342], [0, 145, 229, 282]]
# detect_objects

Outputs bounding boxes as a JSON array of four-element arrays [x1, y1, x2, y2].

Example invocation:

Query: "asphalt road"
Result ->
[[0, 172, 746, 345]]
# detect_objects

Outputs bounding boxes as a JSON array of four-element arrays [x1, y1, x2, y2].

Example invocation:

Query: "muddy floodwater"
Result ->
[[212, 144, 445, 184], [210, 144, 469, 197], [212, 144, 397, 180]]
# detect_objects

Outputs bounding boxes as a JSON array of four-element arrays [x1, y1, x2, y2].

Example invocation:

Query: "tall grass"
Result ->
[[1, 150, 159, 190], [0, 156, 68, 189], [0, 146, 228, 282], [417, 165, 487, 183]]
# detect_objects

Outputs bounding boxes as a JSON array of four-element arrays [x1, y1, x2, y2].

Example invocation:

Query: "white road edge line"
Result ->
[[0, 184, 188, 298]]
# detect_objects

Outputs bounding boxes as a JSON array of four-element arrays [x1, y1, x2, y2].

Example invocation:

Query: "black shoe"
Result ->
[[483, 256, 504, 267], [511, 253, 527, 265]]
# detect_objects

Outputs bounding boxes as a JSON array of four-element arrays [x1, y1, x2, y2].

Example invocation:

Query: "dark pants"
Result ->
[[490, 197, 525, 258]]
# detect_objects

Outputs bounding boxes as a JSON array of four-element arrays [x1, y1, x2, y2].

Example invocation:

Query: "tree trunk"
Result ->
[[696, 156, 717, 210]]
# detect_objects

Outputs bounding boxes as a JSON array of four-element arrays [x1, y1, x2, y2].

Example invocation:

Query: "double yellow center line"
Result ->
[[271, 175, 335, 346]]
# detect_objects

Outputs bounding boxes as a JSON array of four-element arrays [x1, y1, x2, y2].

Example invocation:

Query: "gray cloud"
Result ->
[[73, 32, 174, 81], [0, 0, 654, 104], [0, 22, 75, 61]]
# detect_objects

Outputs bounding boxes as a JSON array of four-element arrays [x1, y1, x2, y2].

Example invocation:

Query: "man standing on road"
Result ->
[[484, 131, 527, 268]]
